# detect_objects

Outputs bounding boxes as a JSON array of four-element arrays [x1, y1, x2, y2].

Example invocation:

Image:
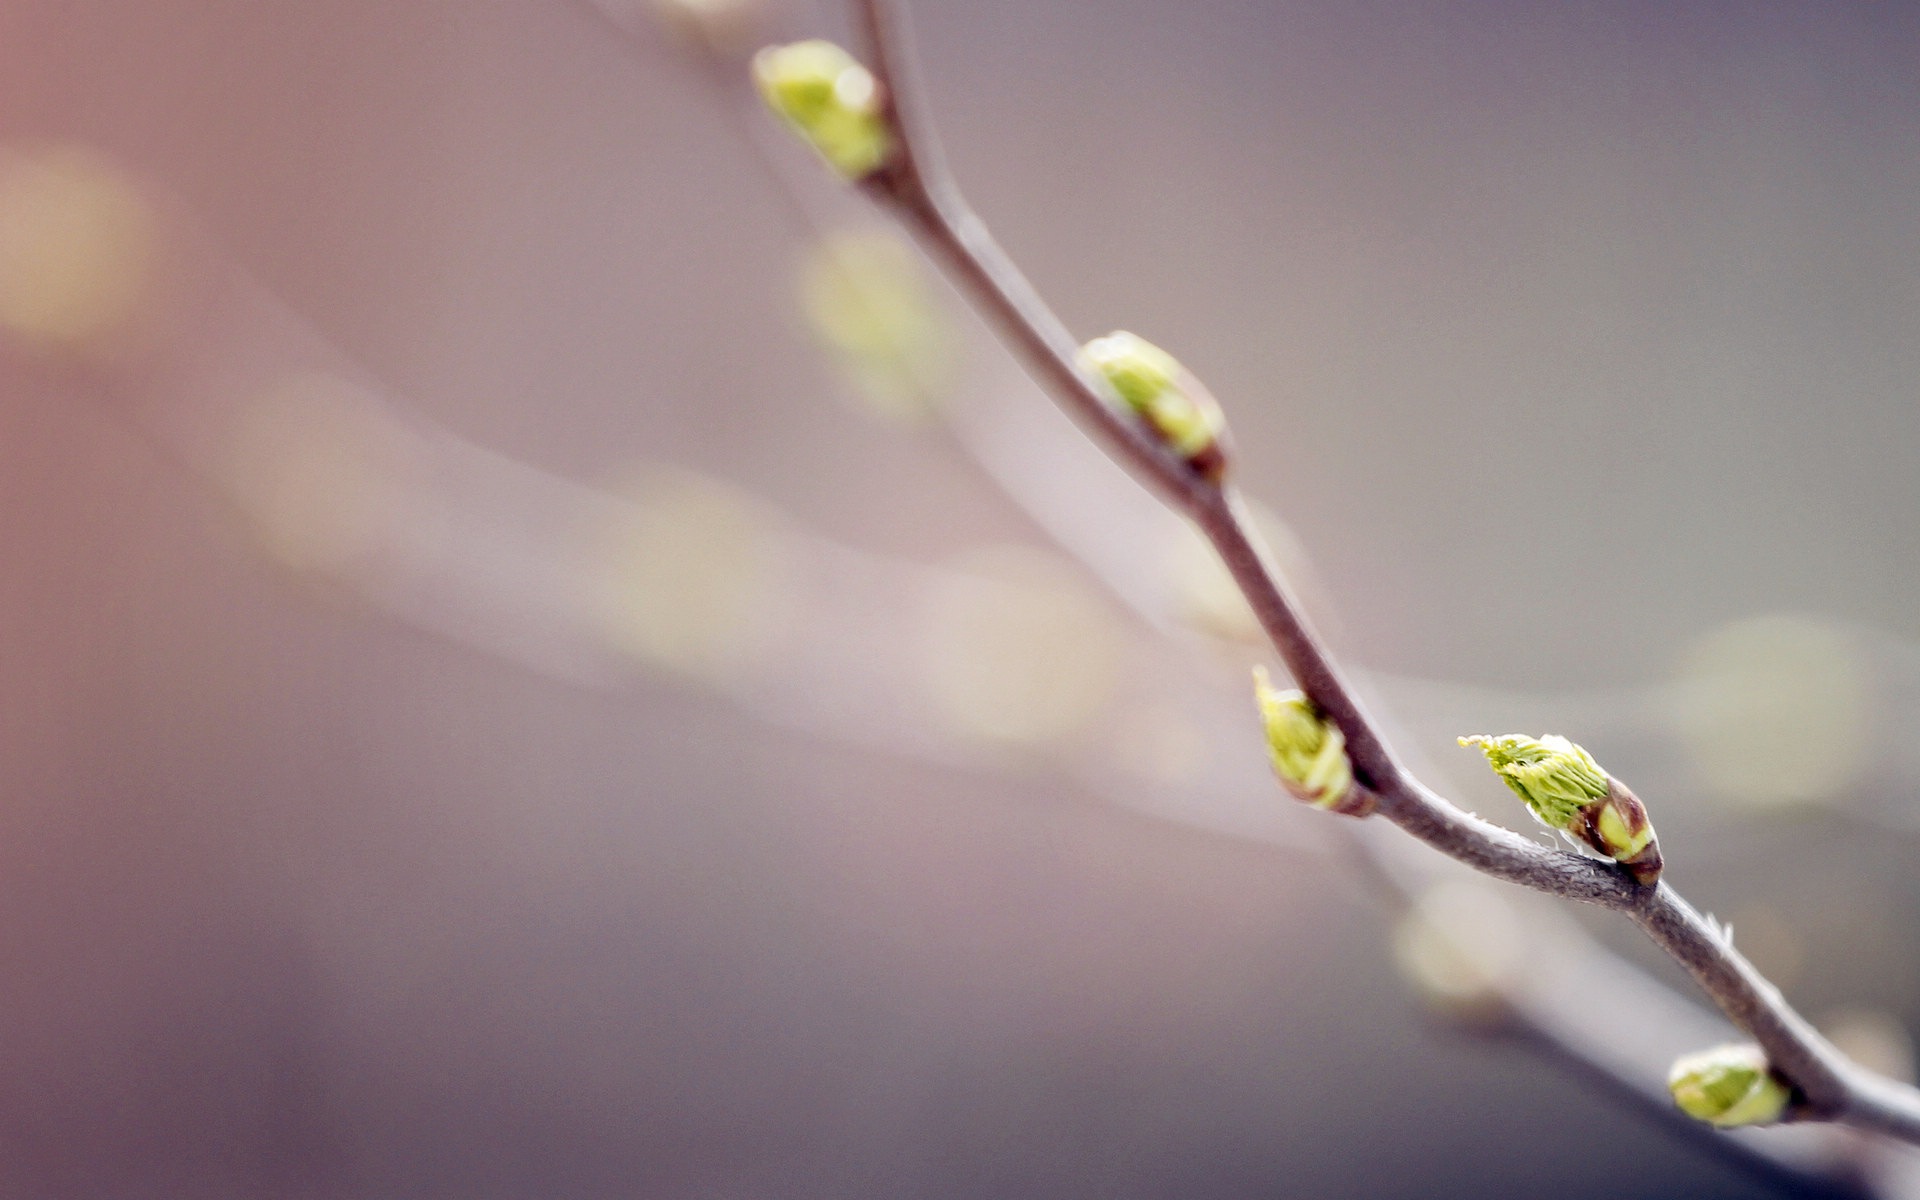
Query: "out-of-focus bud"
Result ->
[[1458, 734, 1662, 885], [798, 229, 954, 420], [1253, 666, 1370, 816], [919, 545, 1122, 747], [1668, 1043, 1792, 1128], [1077, 331, 1226, 478], [752, 40, 892, 180]]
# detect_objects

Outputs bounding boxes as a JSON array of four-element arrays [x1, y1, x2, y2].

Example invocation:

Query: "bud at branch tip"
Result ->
[[753, 40, 893, 180], [1458, 733, 1661, 884], [1077, 331, 1227, 478]]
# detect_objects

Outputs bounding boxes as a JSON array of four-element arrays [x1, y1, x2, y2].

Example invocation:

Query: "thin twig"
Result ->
[[846, 0, 1920, 1147], [581, 0, 1913, 1183], [567, 12, 1834, 1183]]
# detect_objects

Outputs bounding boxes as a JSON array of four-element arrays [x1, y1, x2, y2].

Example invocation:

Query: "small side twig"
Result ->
[[845, 0, 1920, 1148]]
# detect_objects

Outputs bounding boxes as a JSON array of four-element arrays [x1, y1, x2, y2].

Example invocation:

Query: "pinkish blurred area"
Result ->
[[0, 1, 1916, 1196]]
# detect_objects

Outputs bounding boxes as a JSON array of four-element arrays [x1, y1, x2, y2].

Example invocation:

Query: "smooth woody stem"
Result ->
[[845, 0, 1920, 1148]]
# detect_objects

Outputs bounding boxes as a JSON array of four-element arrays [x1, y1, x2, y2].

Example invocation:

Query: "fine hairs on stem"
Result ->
[[749, 0, 1920, 1149]]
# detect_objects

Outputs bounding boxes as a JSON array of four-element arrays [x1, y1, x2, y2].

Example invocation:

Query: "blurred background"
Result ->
[[0, 0, 1916, 1196]]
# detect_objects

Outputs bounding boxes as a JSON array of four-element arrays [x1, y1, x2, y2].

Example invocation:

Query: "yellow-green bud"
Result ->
[[752, 41, 893, 180], [1458, 734, 1605, 826], [1077, 331, 1226, 477], [1458, 734, 1662, 884], [1668, 1044, 1792, 1128], [1254, 667, 1368, 815]]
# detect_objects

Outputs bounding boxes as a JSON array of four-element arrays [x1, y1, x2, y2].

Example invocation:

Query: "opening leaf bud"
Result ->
[[1458, 734, 1662, 884], [753, 41, 893, 180], [1077, 331, 1226, 478], [1668, 1043, 1792, 1128], [1254, 667, 1369, 816]]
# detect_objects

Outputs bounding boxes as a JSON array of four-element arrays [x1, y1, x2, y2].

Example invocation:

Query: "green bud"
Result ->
[[1458, 734, 1662, 884], [1254, 667, 1368, 815], [752, 41, 893, 180], [1668, 1043, 1792, 1128], [1077, 331, 1226, 477], [1458, 734, 1605, 826]]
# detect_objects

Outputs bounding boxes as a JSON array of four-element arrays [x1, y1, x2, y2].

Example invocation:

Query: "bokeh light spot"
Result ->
[[648, 0, 766, 49], [919, 544, 1122, 747], [1669, 614, 1868, 808], [591, 468, 797, 682], [1392, 880, 1526, 1016], [225, 374, 415, 576], [0, 144, 159, 352], [797, 229, 955, 422], [1820, 1008, 1916, 1085]]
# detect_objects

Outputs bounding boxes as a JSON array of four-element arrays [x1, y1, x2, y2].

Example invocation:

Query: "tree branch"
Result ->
[[846, 0, 1920, 1148]]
